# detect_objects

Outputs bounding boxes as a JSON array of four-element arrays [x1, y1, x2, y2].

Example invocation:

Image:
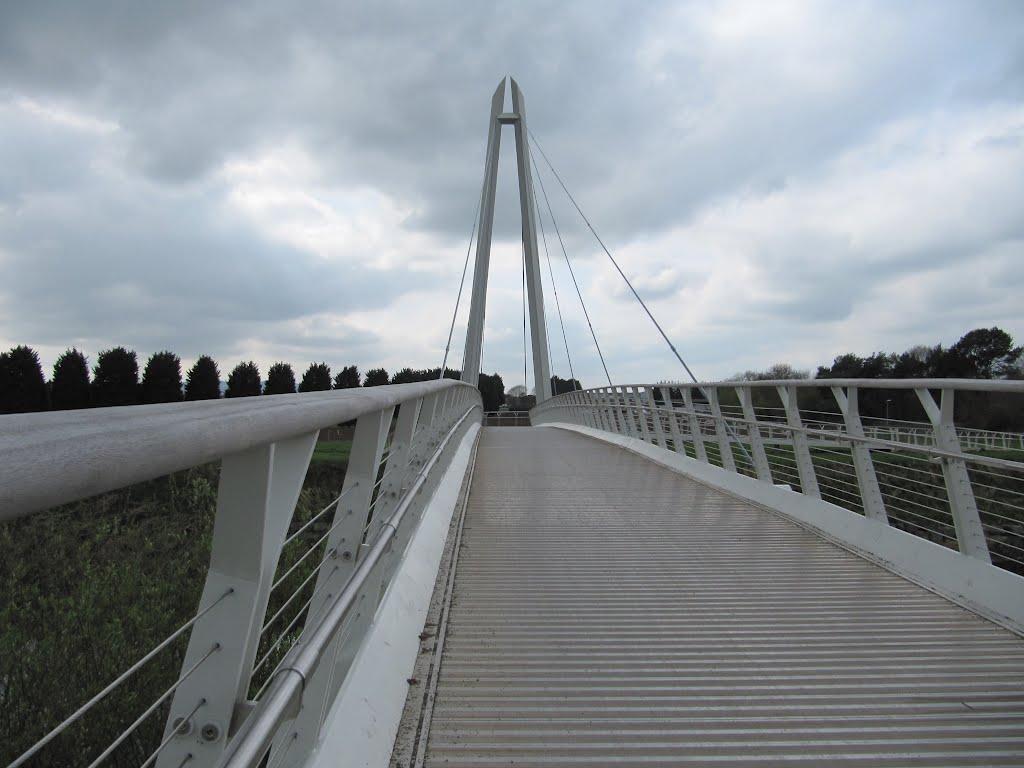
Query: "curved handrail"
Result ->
[[0, 379, 474, 520]]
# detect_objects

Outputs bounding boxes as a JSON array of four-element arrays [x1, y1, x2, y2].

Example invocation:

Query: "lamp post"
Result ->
[[885, 399, 892, 431]]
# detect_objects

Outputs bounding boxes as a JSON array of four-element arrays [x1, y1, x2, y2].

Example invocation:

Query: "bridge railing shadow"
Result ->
[[1, 381, 482, 768], [531, 378, 1024, 577]]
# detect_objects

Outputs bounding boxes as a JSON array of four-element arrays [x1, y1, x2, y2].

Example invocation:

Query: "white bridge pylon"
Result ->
[[462, 77, 553, 403]]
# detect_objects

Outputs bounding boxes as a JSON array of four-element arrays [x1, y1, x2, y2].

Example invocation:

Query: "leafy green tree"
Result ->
[[333, 365, 360, 389], [184, 356, 221, 400], [298, 362, 332, 392], [140, 351, 183, 404], [941, 327, 1022, 379], [551, 375, 582, 394], [390, 367, 419, 385], [92, 347, 139, 407], [478, 372, 505, 411], [264, 362, 296, 395], [363, 367, 389, 387], [50, 348, 91, 410], [225, 361, 261, 398], [0, 345, 49, 413]]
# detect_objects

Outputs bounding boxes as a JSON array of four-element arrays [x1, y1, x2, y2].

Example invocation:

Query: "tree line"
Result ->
[[0, 348, 511, 414]]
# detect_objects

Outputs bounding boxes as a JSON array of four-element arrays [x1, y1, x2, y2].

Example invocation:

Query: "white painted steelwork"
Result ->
[[1, 381, 481, 768], [461, 77, 553, 402], [533, 379, 1024, 577], [416, 428, 1024, 767]]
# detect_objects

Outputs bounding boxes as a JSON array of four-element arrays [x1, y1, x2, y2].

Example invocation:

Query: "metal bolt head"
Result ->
[[172, 716, 194, 737], [200, 722, 222, 742], [341, 550, 353, 561]]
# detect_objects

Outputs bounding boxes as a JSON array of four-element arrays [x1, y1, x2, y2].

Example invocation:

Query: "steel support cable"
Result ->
[[442, 135, 492, 379], [528, 128, 758, 465], [527, 141, 578, 389], [528, 145, 613, 388], [282, 483, 359, 548], [83, 644, 221, 768], [8, 589, 233, 768]]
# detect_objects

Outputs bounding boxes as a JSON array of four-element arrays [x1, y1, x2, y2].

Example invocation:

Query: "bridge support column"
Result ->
[[916, 388, 990, 562], [462, 78, 553, 403]]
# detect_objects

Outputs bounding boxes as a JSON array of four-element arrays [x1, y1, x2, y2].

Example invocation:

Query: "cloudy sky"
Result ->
[[1, 1, 1022, 390]]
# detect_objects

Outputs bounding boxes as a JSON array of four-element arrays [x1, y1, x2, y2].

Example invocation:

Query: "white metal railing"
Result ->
[[2, 380, 482, 768], [531, 379, 1024, 576]]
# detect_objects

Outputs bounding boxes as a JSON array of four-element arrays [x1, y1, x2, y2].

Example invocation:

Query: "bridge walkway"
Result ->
[[407, 427, 1024, 767]]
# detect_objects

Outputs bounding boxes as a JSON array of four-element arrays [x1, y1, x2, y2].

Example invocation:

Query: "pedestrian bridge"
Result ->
[[4, 76, 1024, 767], [3, 377, 1024, 768]]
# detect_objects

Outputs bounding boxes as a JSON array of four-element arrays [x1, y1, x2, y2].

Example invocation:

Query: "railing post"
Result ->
[[736, 386, 773, 483], [648, 388, 668, 449], [632, 386, 653, 444], [916, 388, 990, 562], [681, 388, 709, 464], [658, 386, 682, 453], [831, 386, 888, 522], [615, 386, 634, 438], [598, 388, 614, 432], [777, 385, 821, 499], [280, 408, 394, 761], [705, 387, 736, 472], [158, 431, 318, 768]]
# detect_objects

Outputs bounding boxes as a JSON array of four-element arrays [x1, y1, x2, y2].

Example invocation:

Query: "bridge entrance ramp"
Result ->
[[399, 427, 1024, 766]]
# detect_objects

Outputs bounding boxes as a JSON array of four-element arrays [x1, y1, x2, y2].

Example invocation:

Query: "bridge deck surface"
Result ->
[[415, 427, 1024, 767]]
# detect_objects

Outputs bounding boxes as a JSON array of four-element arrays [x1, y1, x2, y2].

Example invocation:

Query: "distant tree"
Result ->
[[0, 345, 49, 413], [50, 348, 91, 410], [478, 372, 505, 411], [363, 367, 389, 387], [264, 362, 296, 395], [507, 384, 528, 398], [941, 327, 1022, 379], [184, 355, 221, 400], [730, 363, 809, 382], [92, 347, 139, 406], [391, 367, 419, 385], [225, 361, 261, 398], [551, 375, 582, 394], [140, 351, 183, 404], [893, 344, 942, 379], [333, 365, 360, 389], [299, 362, 332, 392]]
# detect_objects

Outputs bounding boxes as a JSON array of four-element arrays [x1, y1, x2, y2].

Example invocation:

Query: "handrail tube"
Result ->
[[596, 378, 1024, 393], [216, 404, 478, 768], [0, 380, 472, 520]]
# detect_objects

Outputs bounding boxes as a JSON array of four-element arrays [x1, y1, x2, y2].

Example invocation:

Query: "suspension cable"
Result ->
[[527, 127, 754, 466], [528, 143, 578, 390], [528, 144, 613, 388]]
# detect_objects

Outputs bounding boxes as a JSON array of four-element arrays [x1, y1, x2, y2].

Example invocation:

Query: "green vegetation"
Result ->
[[311, 439, 352, 465], [0, 452, 348, 768]]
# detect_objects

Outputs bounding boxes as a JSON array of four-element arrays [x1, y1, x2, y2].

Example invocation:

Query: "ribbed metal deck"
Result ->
[[417, 427, 1024, 767]]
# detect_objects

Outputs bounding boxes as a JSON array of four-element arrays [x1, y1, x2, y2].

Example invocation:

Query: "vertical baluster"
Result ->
[[705, 387, 737, 473], [658, 386, 682, 453], [632, 386, 653, 444], [615, 386, 633, 438], [736, 386, 773, 483], [916, 388, 990, 561], [282, 408, 394, 761], [831, 386, 887, 522], [648, 388, 668, 449], [159, 432, 318, 768], [777, 385, 820, 499], [682, 388, 709, 464]]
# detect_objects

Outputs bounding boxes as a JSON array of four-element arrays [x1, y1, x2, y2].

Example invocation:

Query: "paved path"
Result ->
[[418, 427, 1024, 766]]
